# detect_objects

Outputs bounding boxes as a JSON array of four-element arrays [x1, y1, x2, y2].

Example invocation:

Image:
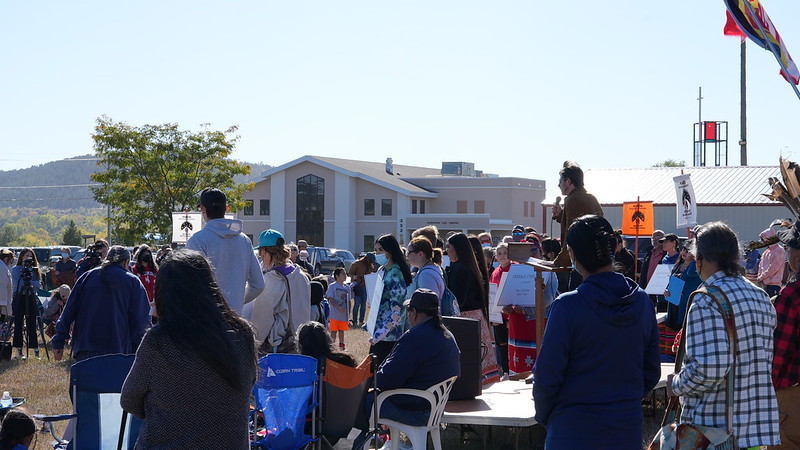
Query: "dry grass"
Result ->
[[0, 354, 73, 449]]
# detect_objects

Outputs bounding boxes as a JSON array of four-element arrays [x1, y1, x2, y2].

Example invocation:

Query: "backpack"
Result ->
[[418, 264, 461, 317]]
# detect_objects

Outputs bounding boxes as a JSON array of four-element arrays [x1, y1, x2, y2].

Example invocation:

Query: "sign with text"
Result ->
[[496, 264, 537, 307], [621, 201, 654, 236], [171, 212, 202, 244], [673, 174, 697, 229]]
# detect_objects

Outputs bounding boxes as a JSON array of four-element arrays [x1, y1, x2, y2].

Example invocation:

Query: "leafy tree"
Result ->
[[62, 220, 83, 246], [0, 224, 18, 246], [90, 117, 253, 245], [652, 159, 686, 167]]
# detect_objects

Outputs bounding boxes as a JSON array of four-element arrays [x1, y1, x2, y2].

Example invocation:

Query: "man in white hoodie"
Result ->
[[187, 188, 265, 315]]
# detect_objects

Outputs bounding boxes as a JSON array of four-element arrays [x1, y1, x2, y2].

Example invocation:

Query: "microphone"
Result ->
[[555, 196, 562, 207]]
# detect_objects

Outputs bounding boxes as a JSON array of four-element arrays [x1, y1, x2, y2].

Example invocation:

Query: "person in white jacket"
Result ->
[[0, 249, 13, 319], [250, 229, 311, 352], [186, 188, 264, 315]]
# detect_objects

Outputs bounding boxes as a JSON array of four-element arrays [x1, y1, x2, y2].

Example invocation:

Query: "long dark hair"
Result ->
[[296, 321, 356, 367], [134, 244, 157, 274], [448, 233, 487, 318], [692, 222, 742, 276], [566, 215, 615, 273], [468, 236, 490, 312], [154, 249, 256, 390], [377, 234, 413, 285], [14, 247, 39, 277], [0, 408, 36, 450]]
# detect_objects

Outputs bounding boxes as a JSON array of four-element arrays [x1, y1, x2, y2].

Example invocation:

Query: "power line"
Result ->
[[0, 184, 101, 189], [0, 197, 97, 201]]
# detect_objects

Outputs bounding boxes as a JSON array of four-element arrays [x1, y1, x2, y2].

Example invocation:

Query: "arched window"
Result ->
[[296, 174, 324, 245]]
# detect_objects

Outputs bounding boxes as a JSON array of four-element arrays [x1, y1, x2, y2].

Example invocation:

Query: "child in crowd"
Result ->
[[325, 268, 351, 350], [0, 408, 36, 450]]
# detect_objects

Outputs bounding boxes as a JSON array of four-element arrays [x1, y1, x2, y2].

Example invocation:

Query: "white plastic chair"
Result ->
[[371, 376, 458, 450]]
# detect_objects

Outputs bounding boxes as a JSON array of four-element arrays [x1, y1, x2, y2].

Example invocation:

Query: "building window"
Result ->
[[474, 200, 485, 214], [528, 201, 535, 218], [297, 174, 325, 245], [364, 235, 375, 253], [243, 200, 254, 216], [420, 200, 426, 214], [456, 200, 467, 214], [259, 199, 270, 216], [364, 199, 375, 216], [412, 199, 418, 214], [381, 199, 392, 216], [524, 201, 529, 217]]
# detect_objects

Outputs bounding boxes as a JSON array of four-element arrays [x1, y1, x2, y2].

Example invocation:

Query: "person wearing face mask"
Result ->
[[295, 249, 314, 275], [132, 245, 158, 321], [370, 234, 413, 368], [53, 247, 77, 289]]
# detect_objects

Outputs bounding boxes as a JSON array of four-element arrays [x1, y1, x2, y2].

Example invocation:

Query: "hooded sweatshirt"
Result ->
[[186, 218, 265, 314], [533, 271, 660, 448], [757, 228, 785, 287]]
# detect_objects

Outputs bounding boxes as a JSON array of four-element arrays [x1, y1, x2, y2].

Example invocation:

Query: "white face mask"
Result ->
[[375, 253, 389, 266], [61, 252, 70, 258]]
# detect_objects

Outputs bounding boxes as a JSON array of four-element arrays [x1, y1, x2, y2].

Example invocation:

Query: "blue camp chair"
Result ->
[[35, 354, 141, 450], [251, 353, 319, 450]]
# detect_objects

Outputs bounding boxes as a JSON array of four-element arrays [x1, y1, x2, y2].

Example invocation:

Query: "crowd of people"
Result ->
[[0, 158, 798, 448]]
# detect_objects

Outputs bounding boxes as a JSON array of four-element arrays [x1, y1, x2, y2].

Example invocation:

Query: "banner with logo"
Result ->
[[621, 201, 654, 236], [673, 174, 697, 229], [171, 212, 202, 244]]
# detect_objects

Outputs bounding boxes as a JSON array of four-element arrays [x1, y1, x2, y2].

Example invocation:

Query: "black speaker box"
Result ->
[[443, 316, 482, 400]]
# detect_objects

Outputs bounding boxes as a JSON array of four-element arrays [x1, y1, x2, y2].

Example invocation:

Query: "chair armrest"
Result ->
[[32, 414, 77, 423], [375, 389, 437, 417]]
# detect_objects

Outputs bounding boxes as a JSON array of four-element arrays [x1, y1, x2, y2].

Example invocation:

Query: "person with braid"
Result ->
[[533, 215, 660, 448]]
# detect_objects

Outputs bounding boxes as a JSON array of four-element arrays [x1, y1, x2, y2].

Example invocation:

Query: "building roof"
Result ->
[[259, 155, 441, 197], [570, 165, 780, 205]]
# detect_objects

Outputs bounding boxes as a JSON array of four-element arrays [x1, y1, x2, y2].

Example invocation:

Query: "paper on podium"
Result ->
[[644, 264, 672, 295], [496, 264, 556, 308], [364, 272, 383, 336]]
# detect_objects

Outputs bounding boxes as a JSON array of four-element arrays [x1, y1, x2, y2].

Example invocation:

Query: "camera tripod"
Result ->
[[13, 278, 50, 360]]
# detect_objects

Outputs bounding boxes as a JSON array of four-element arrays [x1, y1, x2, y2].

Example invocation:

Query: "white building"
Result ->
[[236, 155, 546, 253]]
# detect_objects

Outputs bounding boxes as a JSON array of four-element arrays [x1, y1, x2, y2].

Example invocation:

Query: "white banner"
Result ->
[[171, 212, 202, 244], [673, 173, 697, 229]]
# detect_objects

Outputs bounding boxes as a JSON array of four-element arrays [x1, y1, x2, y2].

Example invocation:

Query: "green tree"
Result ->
[[0, 224, 18, 246], [652, 159, 686, 167], [62, 220, 83, 245], [90, 117, 253, 244]]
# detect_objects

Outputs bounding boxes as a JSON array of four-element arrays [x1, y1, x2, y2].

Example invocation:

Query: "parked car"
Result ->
[[331, 249, 356, 271], [306, 246, 345, 276]]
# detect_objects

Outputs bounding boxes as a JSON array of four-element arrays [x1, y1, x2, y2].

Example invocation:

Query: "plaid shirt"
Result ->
[[671, 272, 780, 447], [773, 280, 800, 389]]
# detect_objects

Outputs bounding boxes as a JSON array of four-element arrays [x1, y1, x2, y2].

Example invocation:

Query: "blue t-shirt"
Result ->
[[662, 252, 680, 266]]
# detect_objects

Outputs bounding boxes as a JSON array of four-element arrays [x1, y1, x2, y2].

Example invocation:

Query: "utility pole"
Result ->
[[697, 86, 704, 166], [740, 41, 748, 165]]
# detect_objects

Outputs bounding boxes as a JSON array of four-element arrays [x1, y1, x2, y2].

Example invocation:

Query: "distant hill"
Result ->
[[0, 155, 272, 210]]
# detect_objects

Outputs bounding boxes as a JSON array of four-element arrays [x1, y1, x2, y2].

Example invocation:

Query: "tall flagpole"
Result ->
[[742, 1, 800, 101], [740, 40, 748, 166]]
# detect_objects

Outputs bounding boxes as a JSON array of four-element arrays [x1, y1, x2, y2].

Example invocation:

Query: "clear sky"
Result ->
[[2, 1, 800, 186]]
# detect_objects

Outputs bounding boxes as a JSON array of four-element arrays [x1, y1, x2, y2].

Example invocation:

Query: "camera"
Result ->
[[86, 242, 105, 259]]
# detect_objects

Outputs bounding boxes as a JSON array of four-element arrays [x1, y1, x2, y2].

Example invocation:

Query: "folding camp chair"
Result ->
[[251, 353, 319, 450], [317, 355, 373, 448], [34, 354, 141, 450]]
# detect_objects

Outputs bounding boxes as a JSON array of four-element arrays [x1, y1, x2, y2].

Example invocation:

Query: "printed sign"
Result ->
[[171, 212, 202, 244], [364, 272, 384, 337], [673, 174, 697, 229], [621, 201, 654, 236], [496, 264, 537, 307], [644, 264, 672, 295]]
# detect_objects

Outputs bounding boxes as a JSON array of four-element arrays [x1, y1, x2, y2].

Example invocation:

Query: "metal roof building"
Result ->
[[545, 165, 786, 242]]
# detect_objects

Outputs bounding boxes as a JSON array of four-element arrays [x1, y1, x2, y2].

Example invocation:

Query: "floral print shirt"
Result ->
[[373, 264, 408, 343]]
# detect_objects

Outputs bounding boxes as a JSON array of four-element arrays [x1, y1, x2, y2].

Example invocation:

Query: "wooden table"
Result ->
[[443, 380, 536, 449]]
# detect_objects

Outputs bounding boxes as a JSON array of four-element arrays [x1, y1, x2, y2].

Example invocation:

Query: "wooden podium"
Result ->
[[506, 242, 571, 349]]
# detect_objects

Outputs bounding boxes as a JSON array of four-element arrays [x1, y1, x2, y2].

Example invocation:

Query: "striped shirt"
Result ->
[[671, 271, 780, 447]]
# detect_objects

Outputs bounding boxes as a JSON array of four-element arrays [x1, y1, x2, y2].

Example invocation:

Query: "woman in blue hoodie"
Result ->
[[533, 215, 661, 449]]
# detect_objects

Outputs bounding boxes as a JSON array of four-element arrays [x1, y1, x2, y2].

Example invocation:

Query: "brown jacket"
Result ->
[[553, 187, 604, 267], [348, 257, 374, 287]]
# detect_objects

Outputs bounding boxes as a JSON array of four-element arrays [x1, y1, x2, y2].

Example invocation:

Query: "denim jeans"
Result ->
[[352, 285, 367, 323]]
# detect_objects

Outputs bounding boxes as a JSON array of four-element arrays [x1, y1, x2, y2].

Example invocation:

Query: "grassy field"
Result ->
[[1, 326, 670, 450]]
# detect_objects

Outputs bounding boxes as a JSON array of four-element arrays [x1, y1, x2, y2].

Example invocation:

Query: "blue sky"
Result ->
[[2, 1, 800, 185]]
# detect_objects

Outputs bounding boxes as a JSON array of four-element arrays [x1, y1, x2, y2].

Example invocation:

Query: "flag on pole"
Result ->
[[673, 174, 697, 229], [723, 0, 800, 85]]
